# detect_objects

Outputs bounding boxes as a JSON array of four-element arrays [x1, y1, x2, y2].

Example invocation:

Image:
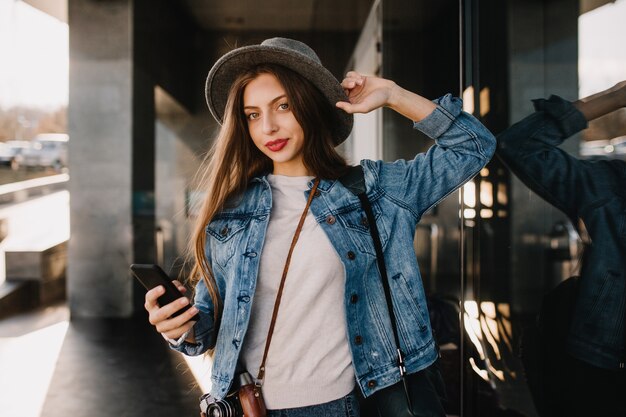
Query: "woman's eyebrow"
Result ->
[[244, 94, 287, 110]]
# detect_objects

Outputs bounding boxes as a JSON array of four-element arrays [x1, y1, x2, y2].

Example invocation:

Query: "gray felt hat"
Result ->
[[205, 37, 353, 145]]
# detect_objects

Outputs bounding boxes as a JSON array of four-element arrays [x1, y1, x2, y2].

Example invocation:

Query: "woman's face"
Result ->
[[243, 73, 309, 176]]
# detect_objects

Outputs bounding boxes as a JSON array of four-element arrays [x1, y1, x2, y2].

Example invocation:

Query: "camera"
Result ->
[[201, 394, 242, 417], [200, 372, 267, 417]]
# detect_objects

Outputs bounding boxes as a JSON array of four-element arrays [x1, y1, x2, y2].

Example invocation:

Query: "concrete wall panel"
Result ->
[[68, 0, 134, 317]]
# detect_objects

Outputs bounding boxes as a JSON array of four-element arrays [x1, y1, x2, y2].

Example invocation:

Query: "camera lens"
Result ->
[[206, 400, 236, 417]]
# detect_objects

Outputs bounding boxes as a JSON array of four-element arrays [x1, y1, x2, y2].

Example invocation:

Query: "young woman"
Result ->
[[144, 37, 495, 416]]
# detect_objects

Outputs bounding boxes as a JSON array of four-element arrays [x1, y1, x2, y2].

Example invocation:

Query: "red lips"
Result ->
[[265, 138, 289, 152]]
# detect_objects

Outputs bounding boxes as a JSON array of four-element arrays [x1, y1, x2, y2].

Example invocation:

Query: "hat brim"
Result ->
[[205, 45, 353, 146]]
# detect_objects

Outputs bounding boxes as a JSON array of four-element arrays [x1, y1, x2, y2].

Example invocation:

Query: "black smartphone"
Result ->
[[130, 263, 191, 318]]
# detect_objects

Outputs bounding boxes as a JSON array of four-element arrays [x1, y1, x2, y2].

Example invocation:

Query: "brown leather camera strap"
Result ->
[[255, 178, 320, 388]]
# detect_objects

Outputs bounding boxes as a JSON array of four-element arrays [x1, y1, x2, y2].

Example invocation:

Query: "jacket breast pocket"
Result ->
[[337, 202, 388, 256], [206, 217, 251, 267]]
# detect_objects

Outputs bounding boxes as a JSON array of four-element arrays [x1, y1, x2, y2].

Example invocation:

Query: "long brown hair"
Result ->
[[188, 64, 348, 327]]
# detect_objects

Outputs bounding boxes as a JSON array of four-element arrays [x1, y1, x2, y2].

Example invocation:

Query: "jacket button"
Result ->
[[220, 226, 229, 236], [347, 251, 356, 260], [314, 190, 321, 197], [350, 294, 358, 304], [326, 215, 336, 225], [355, 335, 363, 345], [360, 217, 368, 227], [367, 380, 377, 388]]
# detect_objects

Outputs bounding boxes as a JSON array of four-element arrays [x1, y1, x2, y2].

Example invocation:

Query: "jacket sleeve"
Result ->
[[364, 94, 496, 219], [496, 95, 617, 221], [169, 244, 218, 356], [168, 278, 217, 356]]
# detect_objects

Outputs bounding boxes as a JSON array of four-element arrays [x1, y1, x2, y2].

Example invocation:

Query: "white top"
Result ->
[[240, 174, 355, 409]]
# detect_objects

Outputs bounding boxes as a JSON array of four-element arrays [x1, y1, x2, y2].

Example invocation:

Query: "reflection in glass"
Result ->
[[496, 79, 626, 417]]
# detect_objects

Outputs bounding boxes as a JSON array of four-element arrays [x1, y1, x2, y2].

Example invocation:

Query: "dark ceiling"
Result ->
[[180, 0, 375, 31]]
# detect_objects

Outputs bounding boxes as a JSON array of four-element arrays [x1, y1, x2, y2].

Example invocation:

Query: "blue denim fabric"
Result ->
[[266, 391, 360, 417], [496, 95, 626, 369], [174, 94, 496, 399]]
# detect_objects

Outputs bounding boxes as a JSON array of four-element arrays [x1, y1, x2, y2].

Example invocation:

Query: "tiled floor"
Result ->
[[0, 303, 203, 417]]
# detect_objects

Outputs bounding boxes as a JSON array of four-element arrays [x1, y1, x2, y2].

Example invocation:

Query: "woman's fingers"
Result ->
[[345, 70, 364, 80], [144, 285, 165, 312], [146, 286, 198, 323], [143, 282, 197, 342], [338, 73, 370, 114], [145, 280, 189, 315], [172, 280, 187, 293], [161, 319, 196, 341], [338, 73, 397, 115], [341, 76, 364, 89], [155, 303, 199, 334], [336, 100, 368, 114], [148, 295, 186, 324], [341, 76, 365, 95]]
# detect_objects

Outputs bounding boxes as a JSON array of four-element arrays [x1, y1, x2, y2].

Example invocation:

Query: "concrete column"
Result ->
[[68, 0, 134, 317]]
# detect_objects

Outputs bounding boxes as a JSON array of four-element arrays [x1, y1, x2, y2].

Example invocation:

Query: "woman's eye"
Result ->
[[246, 112, 259, 120], [278, 103, 289, 110]]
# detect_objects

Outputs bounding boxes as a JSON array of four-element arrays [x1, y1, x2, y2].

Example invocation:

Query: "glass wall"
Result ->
[[382, 0, 626, 416]]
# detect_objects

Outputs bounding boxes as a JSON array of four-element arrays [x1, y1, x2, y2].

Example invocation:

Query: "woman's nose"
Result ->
[[262, 113, 278, 134]]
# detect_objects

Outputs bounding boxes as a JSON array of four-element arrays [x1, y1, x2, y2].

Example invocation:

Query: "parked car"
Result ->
[[0, 140, 32, 170], [21, 134, 69, 170]]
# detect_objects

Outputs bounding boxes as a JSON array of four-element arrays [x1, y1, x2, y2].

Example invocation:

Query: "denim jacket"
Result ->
[[497, 95, 626, 369], [174, 94, 496, 398]]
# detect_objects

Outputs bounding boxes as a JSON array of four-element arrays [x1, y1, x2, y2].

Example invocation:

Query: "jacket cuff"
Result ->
[[532, 95, 588, 138], [168, 309, 214, 355], [163, 328, 192, 346], [412, 94, 463, 139]]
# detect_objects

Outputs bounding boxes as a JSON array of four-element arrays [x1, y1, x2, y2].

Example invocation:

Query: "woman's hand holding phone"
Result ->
[[131, 263, 200, 344], [144, 280, 199, 343]]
